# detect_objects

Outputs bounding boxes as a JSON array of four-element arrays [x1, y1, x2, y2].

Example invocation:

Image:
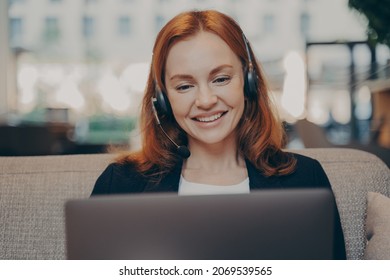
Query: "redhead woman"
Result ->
[[91, 10, 345, 258]]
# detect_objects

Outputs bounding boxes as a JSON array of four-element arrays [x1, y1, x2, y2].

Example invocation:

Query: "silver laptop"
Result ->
[[65, 188, 337, 260]]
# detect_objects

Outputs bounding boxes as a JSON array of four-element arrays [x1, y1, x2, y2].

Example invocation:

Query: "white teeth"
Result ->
[[196, 112, 223, 122]]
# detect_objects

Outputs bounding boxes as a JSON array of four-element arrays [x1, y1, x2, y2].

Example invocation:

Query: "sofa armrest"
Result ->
[[293, 148, 390, 259]]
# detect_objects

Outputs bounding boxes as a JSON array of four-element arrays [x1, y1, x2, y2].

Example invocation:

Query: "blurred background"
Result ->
[[0, 0, 389, 166]]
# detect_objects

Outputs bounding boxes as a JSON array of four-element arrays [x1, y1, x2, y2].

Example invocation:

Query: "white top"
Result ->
[[178, 175, 250, 196]]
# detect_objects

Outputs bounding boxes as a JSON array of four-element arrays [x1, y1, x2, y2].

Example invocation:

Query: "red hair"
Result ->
[[118, 10, 296, 178]]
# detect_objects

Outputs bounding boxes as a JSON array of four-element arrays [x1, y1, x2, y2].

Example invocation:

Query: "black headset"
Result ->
[[242, 33, 259, 102], [152, 33, 258, 117]]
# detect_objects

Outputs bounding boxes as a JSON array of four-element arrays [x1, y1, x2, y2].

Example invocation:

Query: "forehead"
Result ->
[[165, 31, 241, 76]]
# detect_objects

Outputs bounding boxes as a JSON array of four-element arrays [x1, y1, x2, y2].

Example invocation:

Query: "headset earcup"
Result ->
[[156, 88, 172, 116], [245, 70, 258, 100]]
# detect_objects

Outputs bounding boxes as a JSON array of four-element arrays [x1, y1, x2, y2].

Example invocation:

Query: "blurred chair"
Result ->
[[294, 119, 390, 167], [0, 124, 75, 156], [294, 119, 334, 148]]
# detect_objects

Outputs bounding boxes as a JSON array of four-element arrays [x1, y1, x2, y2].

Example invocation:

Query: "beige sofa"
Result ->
[[0, 148, 389, 260]]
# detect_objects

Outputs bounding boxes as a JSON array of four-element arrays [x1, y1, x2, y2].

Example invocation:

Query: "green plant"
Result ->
[[348, 0, 390, 47]]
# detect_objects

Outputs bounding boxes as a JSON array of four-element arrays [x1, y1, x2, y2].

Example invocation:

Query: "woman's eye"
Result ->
[[213, 76, 230, 84], [176, 84, 192, 91]]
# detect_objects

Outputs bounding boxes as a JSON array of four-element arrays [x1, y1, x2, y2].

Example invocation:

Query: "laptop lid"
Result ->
[[65, 188, 336, 260]]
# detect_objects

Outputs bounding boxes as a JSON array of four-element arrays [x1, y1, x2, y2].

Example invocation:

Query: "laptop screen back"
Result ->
[[65, 188, 336, 260]]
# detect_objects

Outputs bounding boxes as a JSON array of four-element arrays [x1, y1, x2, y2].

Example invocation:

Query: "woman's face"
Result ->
[[164, 31, 245, 148]]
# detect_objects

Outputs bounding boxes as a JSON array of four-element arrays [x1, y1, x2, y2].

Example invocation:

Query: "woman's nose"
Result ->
[[195, 86, 218, 109]]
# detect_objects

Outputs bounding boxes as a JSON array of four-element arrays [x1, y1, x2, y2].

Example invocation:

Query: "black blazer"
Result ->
[[91, 152, 346, 259], [92, 153, 332, 194]]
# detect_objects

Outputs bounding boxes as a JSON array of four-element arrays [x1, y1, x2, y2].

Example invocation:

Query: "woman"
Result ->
[[91, 10, 345, 258], [92, 9, 331, 195]]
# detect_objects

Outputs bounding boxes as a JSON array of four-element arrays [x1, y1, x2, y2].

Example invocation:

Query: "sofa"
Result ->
[[0, 148, 389, 260]]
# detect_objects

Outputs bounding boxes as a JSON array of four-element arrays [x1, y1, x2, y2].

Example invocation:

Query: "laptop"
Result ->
[[65, 188, 337, 260]]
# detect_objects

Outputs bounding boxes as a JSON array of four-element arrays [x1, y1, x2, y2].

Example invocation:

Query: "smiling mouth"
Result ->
[[193, 111, 227, 123]]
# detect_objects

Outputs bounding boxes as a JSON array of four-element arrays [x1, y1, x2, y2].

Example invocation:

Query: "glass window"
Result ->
[[82, 16, 95, 39], [155, 15, 165, 33], [44, 17, 60, 43], [263, 14, 275, 34], [300, 13, 310, 37], [8, 0, 26, 5], [118, 16, 131, 37], [9, 17, 23, 46]]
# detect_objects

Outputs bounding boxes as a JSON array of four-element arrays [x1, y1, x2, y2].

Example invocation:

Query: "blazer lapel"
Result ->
[[245, 159, 281, 189], [154, 160, 183, 193]]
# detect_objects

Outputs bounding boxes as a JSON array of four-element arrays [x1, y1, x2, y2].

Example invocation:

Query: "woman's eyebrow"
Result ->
[[168, 64, 233, 81], [209, 64, 233, 76], [169, 74, 193, 81]]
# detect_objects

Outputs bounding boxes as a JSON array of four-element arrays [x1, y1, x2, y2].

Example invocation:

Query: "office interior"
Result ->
[[0, 0, 389, 167]]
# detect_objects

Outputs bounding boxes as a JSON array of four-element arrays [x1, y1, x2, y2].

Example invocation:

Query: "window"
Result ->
[[9, 17, 23, 46], [82, 16, 95, 39], [118, 16, 131, 37], [8, 0, 26, 5], [263, 14, 275, 34], [44, 17, 60, 43], [155, 15, 165, 32], [85, 0, 98, 4], [300, 13, 310, 37]]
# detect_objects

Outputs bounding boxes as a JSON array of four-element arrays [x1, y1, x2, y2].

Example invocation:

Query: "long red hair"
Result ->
[[118, 10, 296, 178]]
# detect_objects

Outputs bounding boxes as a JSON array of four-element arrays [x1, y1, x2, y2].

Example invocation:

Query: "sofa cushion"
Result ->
[[364, 192, 390, 260], [293, 148, 390, 259], [0, 154, 112, 259]]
